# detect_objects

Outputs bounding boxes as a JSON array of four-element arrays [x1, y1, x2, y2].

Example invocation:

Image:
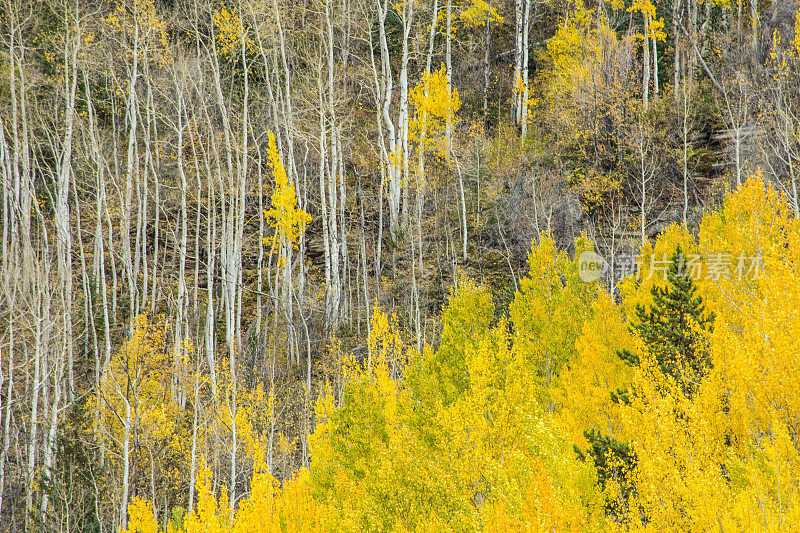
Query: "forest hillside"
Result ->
[[1, 0, 800, 531]]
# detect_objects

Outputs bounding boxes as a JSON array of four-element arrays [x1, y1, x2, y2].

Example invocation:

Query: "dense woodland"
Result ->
[[2, 0, 800, 530]]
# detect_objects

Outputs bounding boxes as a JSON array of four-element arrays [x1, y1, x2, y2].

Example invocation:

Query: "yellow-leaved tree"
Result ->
[[409, 64, 462, 220], [264, 132, 312, 253], [120, 497, 159, 533], [458, 0, 502, 28], [98, 315, 179, 532], [535, 0, 634, 210], [410, 65, 461, 158], [307, 307, 457, 531], [264, 130, 312, 366], [555, 290, 634, 447], [213, 6, 255, 61], [509, 233, 597, 408]]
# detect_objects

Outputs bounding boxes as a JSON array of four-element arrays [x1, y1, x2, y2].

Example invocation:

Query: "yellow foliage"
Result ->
[[113, 178, 800, 530], [795, 8, 800, 57], [596, 176, 800, 530], [508, 233, 596, 406], [98, 315, 176, 455], [102, 0, 170, 65], [410, 66, 461, 126], [543, 3, 598, 101], [536, 0, 629, 168], [213, 7, 255, 59], [617, 223, 698, 317], [410, 65, 461, 159], [264, 131, 312, 250], [121, 498, 160, 533], [627, 0, 667, 42], [364, 305, 407, 379], [184, 464, 225, 533], [459, 0, 503, 28], [556, 291, 633, 446]]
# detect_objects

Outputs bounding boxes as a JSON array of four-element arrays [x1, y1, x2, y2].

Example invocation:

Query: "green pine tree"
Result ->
[[574, 429, 638, 523], [578, 245, 716, 523], [618, 244, 716, 398]]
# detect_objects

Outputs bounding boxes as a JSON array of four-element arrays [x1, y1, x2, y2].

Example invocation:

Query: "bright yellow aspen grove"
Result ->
[[696, 177, 800, 530], [308, 308, 442, 531], [120, 454, 323, 532], [439, 294, 604, 530], [114, 180, 800, 531], [428, 274, 494, 404], [597, 177, 800, 530]]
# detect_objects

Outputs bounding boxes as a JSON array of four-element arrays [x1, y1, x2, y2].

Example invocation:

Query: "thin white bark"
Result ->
[[521, 0, 530, 138], [377, 0, 401, 230], [643, 13, 650, 108]]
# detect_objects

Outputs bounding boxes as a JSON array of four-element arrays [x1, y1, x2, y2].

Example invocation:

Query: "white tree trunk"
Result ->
[[521, 0, 530, 138], [514, 0, 523, 125], [643, 14, 650, 108], [377, 0, 401, 230]]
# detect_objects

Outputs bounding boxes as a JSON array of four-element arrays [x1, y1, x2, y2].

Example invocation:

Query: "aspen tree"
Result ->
[[672, 0, 681, 100], [211, 6, 255, 508], [375, 0, 400, 231], [445, 0, 453, 152], [398, 0, 415, 229], [264, 131, 311, 364], [0, 309, 13, 517], [410, 65, 461, 348], [460, 0, 503, 128], [628, 0, 665, 108], [374, 0, 416, 232], [174, 75, 190, 406], [761, 25, 800, 215], [514, 0, 524, 126], [53, 0, 80, 399], [509, 234, 595, 408], [99, 316, 173, 529], [323, 0, 346, 332], [521, 0, 530, 138]]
